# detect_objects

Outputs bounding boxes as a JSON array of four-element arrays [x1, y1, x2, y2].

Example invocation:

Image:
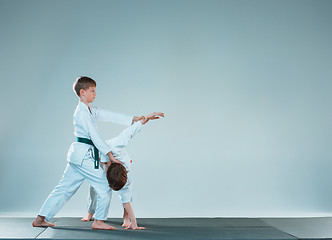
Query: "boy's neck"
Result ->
[[80, 99, 90, 107]]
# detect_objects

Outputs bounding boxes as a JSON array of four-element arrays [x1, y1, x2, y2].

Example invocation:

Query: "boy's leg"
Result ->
[[85, 177, 111, 221], [71, 157, 116, 229], [122, 207, 130, 228], [82, 163, 113, 222], [88, 185, 98, 215], [118, 172, 133, 227], [33, 163, 85, 227], [81, 185, 98, 221]]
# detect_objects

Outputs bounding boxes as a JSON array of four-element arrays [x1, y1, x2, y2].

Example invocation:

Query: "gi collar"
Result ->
[[78, 100, 92, 114]]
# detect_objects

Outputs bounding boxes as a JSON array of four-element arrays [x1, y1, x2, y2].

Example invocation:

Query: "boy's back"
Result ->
[[100, 121, 144, 171]]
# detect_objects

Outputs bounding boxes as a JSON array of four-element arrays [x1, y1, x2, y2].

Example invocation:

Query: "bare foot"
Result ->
[[32, 215, 56, 227], [92, 220, 117, 230], [122, 218, 130, 228], [81, 213, 94, 222]]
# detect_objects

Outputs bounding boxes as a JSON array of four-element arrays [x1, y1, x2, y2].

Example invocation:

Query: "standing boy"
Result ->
[[32, 76, 143, 230]]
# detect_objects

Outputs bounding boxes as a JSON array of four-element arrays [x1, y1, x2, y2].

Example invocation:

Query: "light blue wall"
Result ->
[[0, 0, 331, 217]]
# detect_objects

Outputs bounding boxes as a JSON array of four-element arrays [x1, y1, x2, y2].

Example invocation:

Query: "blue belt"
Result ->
[[77, 137, 99, 169]]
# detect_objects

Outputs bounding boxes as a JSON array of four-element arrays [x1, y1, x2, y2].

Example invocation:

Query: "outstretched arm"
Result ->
[[110, 112, 164, 150], [94, 107, 144, 126], [94, 107, 134, 126]]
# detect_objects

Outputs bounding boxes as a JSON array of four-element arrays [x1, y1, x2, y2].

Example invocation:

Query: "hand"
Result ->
[[146, 112, 164, 119], [107, 152, 122, 165], [125, 222, 146, 230], [110, 157, 122, 165], [132, 115, 145, 124], [141, 112, 164, 125]]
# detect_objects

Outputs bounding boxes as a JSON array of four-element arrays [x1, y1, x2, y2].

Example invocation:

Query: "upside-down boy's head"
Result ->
[[106, 163, 128, 191]]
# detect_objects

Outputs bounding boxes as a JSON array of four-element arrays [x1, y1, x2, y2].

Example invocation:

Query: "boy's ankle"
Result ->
[[131, 219, 137, 224], [123, 218, 130, 224], [36, 215, 45, 221]]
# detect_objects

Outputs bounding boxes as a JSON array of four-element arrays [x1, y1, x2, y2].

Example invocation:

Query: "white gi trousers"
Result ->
[[38, 154, 111, 221]]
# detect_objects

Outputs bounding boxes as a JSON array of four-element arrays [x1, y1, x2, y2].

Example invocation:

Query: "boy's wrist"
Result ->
[[132, 116, 144, 124], [140, 116, 148, 125], [107, 152, 115, 160]]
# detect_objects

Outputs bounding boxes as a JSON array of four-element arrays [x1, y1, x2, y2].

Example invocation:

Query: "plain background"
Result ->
[[0, 0, 331, 218]]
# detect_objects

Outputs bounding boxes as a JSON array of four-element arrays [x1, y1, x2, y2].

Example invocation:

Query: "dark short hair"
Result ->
[[73, 76, 96, 97], [106, 163, 127, 191]]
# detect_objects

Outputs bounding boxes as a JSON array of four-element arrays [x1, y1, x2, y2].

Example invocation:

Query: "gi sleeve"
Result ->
[[111, 121, 143, 148], [93, 106, 133, 126], [79, 112, 112, 155]]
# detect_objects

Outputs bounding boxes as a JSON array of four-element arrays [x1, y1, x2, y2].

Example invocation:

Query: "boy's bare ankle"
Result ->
[[81, 213, 94, 222]]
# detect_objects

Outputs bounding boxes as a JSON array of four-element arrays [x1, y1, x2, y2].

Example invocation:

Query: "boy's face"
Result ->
[[81, 86, 96, 103]]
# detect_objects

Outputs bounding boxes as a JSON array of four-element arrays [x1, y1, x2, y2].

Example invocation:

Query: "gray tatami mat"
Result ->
[[263, 217, 332, 239], [0, 217, 295, 240], [0, 217, 55, 239], [115, 217, 273, 228]]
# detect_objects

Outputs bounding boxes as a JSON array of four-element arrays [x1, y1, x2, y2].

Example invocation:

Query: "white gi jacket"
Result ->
[[99, 121, 144, 203], [67, 101, 133, 165], [100, 121, 143, 171]]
